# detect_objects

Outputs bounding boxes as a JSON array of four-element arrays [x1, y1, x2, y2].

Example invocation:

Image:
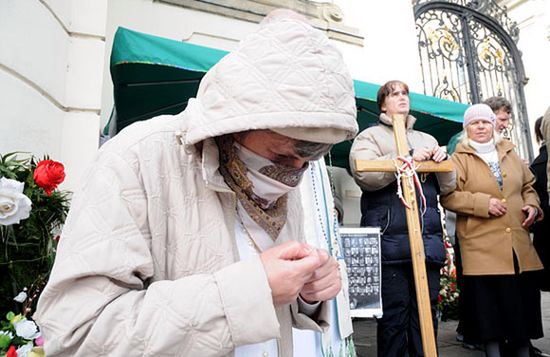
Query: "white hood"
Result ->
[[182, 16, 358, 146]]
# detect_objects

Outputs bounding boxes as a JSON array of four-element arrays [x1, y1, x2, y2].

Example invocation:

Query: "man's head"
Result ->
[[483, 96, 512, 133], [377, 80, 410, 117]]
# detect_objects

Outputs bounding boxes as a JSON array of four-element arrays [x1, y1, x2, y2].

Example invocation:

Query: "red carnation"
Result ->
[[34, 160, 66, 196], [6, 345, 17, 357]]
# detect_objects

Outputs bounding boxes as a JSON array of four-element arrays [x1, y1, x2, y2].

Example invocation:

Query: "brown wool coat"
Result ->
[[441, 139, 543, 275]]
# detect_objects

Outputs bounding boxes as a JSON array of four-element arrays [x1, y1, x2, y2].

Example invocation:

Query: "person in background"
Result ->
[[349, 80, 455, 357], [541, 105, 550, 203], [537, 109, 550, 270], [34, 10, 358, 357], [441, 103, 544, 357], [445, 95, 514, 351], [484, 96, 512, 137], [528, 117, 550, 356]]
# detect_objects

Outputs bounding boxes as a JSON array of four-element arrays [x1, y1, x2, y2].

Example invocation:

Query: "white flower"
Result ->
[[0, 177, 32, 225], [16, 342, 34, 357], [14, 318, 40, 340], [14, 291, 28, 303], [0, 330, 14, 339]]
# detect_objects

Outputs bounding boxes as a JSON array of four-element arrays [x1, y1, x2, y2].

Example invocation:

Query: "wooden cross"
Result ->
[[354, 114, 453, 357]]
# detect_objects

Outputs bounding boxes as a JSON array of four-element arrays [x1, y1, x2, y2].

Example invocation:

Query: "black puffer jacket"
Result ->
[[360, 173, 445, 266], [530, 144, 550, 291]]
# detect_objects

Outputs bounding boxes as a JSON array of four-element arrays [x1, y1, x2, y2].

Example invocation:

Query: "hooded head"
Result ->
[[182, 9, 358, 146]]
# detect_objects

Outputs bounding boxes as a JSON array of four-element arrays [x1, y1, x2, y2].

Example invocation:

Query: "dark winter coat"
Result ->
[[359, 173, 446, 266], [530, 144, 550, 291]]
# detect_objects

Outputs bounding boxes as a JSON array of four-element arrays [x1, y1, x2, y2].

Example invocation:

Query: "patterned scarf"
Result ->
[[259, 164, 307, 187], [215, 135, 288, 240]]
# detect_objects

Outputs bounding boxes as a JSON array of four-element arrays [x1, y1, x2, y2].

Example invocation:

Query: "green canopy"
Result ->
[[110, 27, 468, 169]]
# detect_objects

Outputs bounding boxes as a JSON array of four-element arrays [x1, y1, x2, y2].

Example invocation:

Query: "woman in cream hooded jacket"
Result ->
[[35, 11, 358, 357]]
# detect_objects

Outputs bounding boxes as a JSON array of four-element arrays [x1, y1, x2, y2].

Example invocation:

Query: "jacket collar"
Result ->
[[379, 113, 416, 130], [455, 138, 515, 160], [200, 138, 235, 193], [177, 111, 234, 193]]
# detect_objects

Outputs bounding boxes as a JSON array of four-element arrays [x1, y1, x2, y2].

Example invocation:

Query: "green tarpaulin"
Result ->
[[110, 27, 468, 169]]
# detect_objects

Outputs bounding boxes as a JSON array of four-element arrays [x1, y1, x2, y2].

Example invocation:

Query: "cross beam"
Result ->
[[355, 160, 453, 172], [354, 114, 453, 357]]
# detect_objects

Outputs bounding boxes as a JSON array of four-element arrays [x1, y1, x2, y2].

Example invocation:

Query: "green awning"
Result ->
[[110, 27, 468, 169]]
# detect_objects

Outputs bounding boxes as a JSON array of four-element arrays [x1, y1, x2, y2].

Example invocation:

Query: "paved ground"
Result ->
[[352, 292, 550, 356]]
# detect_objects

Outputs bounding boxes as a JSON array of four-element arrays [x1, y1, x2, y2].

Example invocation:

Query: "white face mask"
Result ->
[[235, 143, 306, 208]]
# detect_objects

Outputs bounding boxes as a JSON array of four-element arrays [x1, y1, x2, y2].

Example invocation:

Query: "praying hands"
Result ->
[[260, 241, 341, 306], [299, 249, 342, 304]]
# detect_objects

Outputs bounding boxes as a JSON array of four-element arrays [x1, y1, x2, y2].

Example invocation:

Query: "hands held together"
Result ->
[[260, 241, 341, 306], [488, 197, 537, 228], [412, 146, 447, 163]]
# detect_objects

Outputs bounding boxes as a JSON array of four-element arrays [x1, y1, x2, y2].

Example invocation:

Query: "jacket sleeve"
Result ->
[[440, 154, 491, 218], [435, 170, 456, 196], [349, 129, 397, 191], [34, 151, 280, 356], [519, 154, 543, 220]]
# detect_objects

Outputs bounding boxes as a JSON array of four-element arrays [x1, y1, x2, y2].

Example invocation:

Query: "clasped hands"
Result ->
[[488, 197, 537, 228], [411, 146, 447, 163], [260, 241, 341, 306]]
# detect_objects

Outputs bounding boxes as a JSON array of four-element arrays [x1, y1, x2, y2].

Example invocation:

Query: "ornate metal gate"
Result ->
[[414, 0, 533, 159]]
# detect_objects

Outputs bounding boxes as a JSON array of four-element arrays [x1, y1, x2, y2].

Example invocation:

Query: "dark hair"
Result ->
[[534, 116, 544, 143], [376, 80, 409, 112], [483, 96, 512, 114]]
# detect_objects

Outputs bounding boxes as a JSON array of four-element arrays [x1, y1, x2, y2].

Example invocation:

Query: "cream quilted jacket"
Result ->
[[35, 16, 357, 357]]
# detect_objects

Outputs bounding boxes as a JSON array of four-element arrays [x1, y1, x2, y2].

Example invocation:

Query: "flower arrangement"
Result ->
[[0, 289, 45, 357], [437, 236, 460, 321], [0, 153, 70, 356]]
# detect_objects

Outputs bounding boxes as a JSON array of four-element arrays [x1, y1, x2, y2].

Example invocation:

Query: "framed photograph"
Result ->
[[340, 227, 383, 318]]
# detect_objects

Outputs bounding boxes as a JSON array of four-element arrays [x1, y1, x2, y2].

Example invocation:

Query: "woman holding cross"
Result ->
[[349, 80, 454, 357], [441, 103, 544, 357]]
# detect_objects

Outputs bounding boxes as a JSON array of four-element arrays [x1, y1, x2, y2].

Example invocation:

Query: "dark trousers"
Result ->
[[377, 264, 440, 357]]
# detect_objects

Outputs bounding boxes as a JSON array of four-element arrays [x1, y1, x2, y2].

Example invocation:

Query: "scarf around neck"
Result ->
[[215, 135, 288, 240]]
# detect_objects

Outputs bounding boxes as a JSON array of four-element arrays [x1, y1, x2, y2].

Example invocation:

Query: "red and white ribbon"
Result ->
[[393, 156, 427, 215]]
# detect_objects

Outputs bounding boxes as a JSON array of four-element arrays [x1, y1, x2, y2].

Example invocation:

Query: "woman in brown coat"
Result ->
[[441, 104, 544, 357]]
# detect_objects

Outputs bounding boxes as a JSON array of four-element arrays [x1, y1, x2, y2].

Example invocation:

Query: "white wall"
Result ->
[[503, 0, 550, 149], [0, 0, 107, 191], [336, 1, 424, 93]]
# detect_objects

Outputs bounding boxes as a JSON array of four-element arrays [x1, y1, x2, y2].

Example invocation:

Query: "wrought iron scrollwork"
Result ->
[[413, 0, 519, 41], [414, 0, 533, 160]]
